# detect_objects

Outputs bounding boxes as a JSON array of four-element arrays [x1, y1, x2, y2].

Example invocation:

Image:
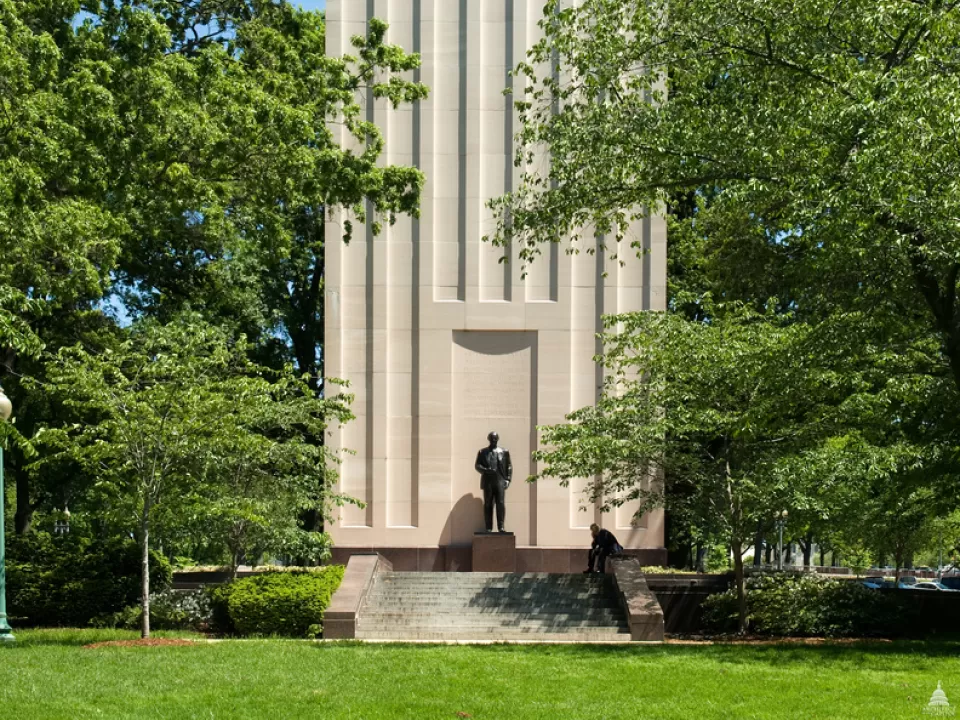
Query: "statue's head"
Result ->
[[487, 431, 499, 446]]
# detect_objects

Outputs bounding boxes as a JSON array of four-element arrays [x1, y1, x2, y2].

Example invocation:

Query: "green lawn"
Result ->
[[2, 630, 959, 719]]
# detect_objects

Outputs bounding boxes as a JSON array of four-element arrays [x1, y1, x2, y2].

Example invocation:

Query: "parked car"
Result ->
[[862, 578, 885, 589], [916, 566, 934, 572], [898, 576, 919, 589], [913, 581, 958, 592], [940, 576, 960, 590]]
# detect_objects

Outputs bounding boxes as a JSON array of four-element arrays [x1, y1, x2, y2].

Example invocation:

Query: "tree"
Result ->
[[491, 0, 960, 397], [3, 0, 427, 532], [32, 317, 353, 637], [0, 0, 123, 361], [533, 308, 823, 632]]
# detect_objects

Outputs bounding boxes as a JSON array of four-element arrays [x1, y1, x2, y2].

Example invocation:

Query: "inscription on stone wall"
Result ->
[[454, 333, 533, 419]]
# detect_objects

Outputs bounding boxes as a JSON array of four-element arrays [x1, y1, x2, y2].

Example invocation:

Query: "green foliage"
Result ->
[[30, 316, 354, 635], [205, 567, 344, 638], [1, 0, 426, 542], [492, 0, 960, 391], [701, 573, 913, 637], [493, 0, 960, 586], [533, 307, 830, 629], [99, 589, 213, 632], [6, 531, 171, 627]]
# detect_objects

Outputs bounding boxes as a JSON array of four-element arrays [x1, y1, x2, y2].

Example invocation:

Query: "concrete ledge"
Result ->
[[608, 557, 665, 642], [324, 554, 392, 639], [330, 546, 666, 572]]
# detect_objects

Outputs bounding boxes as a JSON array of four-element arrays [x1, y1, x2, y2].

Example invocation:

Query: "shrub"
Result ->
[[701, 572, 913, 637], [206, 566, 344, 638], [99, 589, 213, 632], [6, 532, 172, 627]]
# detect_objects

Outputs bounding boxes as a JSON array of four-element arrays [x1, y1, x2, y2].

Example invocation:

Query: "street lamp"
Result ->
[[0, 384, 14, 642], [776, 510, 789, 571]]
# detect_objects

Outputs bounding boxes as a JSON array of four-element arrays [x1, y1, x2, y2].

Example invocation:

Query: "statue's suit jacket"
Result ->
[[475, 447, 512, 490]]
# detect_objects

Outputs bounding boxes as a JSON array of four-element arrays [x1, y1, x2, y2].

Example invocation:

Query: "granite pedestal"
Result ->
[[472, 531, 516, 572]]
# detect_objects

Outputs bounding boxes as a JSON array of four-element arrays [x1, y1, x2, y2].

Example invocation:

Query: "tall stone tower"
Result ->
[[325, 0, 666, 571]]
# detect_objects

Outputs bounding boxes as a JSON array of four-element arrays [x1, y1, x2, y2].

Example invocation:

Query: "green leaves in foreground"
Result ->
[[29, 316, 355, 635]]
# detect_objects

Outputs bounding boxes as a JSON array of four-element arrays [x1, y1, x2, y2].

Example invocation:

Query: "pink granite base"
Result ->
[[329, 546, 666, 572], [472, 532, 516, 572]]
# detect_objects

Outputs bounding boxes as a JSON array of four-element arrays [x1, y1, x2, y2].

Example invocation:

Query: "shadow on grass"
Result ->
[[316, 636, 960, 671]]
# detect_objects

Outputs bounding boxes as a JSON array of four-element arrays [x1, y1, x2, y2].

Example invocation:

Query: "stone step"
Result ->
[[365, 593, 613, 602], [355, 630, 632, 642], [360, 608, 625, 618], [377, 573, 610, 588], [356, 622, 629, 631], [356, 598, 620, 612], [379, 572, 603, 579], [377, 580, 610, 592], [372, 585, 611, 593], [373, 580, 611, 586], [357, 571, 628, 642], [357, 616, 625, 630]]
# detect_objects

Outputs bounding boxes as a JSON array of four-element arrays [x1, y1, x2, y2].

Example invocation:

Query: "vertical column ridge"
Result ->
[[364, 0, 375, 527], [457, 0, 468, 301], [410, 0, 423, 527]]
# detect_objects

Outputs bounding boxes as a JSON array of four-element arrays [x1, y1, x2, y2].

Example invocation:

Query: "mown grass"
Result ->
[[2, 629, 959, 719]]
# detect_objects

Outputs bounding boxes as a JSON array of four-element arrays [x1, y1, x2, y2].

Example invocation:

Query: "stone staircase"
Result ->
[[355, 571, 631, 642]]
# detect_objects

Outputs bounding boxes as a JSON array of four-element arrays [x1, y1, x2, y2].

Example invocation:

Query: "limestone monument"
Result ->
[[325, 0, 666, 571], [475, 431, 512, 533]]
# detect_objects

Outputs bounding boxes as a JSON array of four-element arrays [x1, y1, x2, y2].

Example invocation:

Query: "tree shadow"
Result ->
[[314, 637, 960, 671]]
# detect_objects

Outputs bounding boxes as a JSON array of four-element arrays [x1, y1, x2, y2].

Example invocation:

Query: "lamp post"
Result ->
[[0, 384, 13, 642], [776, 510, 789, 572]]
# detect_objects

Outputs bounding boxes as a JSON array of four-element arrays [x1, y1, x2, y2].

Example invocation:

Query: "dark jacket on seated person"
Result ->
[[592, 529, 620, 553]]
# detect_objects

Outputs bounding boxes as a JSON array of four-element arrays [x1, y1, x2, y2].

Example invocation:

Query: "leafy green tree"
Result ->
[[32, 317, 353, 637], [533, 309, 822, 632], [92, 1, 426, 379], [495, 0, 960, 575], [3, 0, 427, 532], [0, 0, 123, 357], [492, 0, 960, 393]]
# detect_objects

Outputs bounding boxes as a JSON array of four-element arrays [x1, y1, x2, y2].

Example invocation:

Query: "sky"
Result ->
[[296, 0, 327, 11]]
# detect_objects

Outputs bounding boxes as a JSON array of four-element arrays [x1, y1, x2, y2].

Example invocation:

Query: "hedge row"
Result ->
[[207, 567, 345, 637], [7, 532, 172, 627], [701, 573, 916, 637]]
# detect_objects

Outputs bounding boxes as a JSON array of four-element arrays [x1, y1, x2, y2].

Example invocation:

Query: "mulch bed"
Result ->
[[83, 638, 197, 649]]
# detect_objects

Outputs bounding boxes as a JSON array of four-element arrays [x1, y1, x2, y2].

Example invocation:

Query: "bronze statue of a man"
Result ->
[[475, 431, 512, 533]]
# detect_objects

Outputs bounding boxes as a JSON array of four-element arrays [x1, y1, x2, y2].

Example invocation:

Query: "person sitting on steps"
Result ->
[[584, 523, 624, 574]]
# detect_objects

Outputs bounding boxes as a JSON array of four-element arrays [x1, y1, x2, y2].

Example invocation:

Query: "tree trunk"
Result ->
[[802, 533, 813, 567], [819, 546, 826, 568], [765, 542, 772, 565], [785, 543, 793, 566], [14, 469, 33, 534], [140, 502, 151, 639], [732, 539, 747, 634], [753, 519, 763, 567], [695, 543, 707, 573]]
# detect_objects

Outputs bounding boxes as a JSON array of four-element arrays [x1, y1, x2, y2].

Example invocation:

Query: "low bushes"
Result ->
[[98, 589, 213, 632], [701, 572, 915, 637], [207, 566, 344, 638], [6, 532, 172, 627]]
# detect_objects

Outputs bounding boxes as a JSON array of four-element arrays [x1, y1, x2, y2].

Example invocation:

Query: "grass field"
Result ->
[[2, 630, 959, 719]]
